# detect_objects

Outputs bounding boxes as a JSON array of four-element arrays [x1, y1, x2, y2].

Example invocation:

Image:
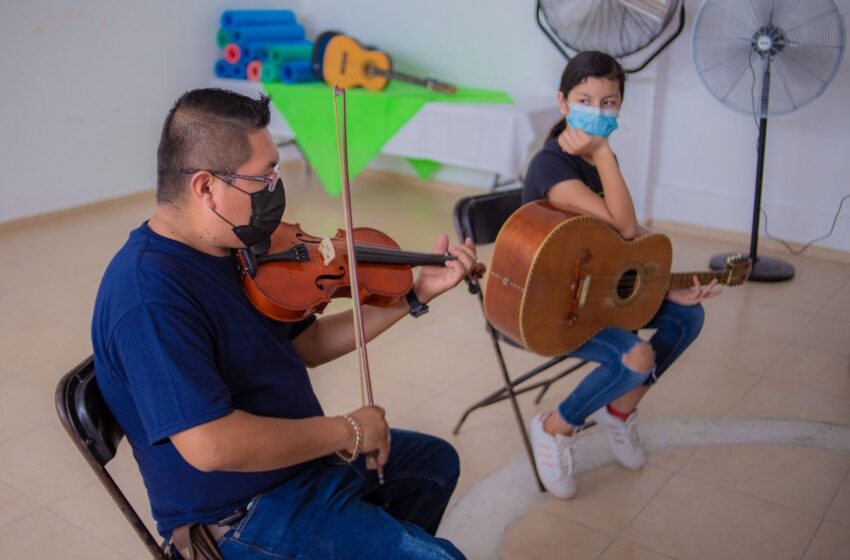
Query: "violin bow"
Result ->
[[332, 85, 384, 483]]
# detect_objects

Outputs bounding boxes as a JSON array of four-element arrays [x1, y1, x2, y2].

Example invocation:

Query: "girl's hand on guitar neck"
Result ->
[[558, 127, 610, 163], [666, 276, 721, 306]]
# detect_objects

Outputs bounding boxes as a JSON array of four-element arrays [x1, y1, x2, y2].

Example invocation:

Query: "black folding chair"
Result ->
[[452, 188, 588, 491], [55, 355, 169, 559]]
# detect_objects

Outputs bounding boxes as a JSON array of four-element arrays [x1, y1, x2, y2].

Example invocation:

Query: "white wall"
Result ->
[[296, 0, 850, 252], [648, 0, 850, 253], [0, 0, 295, 223], [3, 0, 849, 252]]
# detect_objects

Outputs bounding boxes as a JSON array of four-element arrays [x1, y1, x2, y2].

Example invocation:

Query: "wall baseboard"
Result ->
[[3, 170, 847, 266], [0, 189, 154, 234], [650, 218, 850, 265]]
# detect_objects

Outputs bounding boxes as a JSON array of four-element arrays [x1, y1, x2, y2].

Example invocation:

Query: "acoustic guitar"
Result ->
[[484, 201, 751, 357], [320, 34, 456, 93]]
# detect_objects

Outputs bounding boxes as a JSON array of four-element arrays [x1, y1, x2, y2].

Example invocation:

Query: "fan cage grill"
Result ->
[[539, 0, 683, 58], [692, 0, 846, 117]]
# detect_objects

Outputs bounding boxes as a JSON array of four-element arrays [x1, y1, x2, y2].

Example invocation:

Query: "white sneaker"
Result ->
[[589, 406, 646, 470], [528, 412, 577, 499]]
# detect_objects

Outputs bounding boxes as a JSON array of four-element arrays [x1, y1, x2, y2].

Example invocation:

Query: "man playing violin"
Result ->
[[92, 88, 476, 559]]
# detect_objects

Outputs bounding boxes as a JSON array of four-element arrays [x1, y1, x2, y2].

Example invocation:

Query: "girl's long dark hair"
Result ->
[[548, 51, 626, 140]]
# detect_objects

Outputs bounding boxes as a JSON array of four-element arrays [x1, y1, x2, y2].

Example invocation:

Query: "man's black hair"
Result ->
[[156, 88, 272, 204]]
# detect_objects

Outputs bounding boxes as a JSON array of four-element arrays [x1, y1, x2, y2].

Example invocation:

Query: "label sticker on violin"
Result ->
[[319, 237, 336, 266]]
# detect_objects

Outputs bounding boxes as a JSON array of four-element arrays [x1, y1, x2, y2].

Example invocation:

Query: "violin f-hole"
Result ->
[[315, 266, 346, 291]]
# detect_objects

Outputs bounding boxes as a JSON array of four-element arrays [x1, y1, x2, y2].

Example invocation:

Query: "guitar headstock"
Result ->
[[425, 78, 457, 94], [722, 254, 752, 286]]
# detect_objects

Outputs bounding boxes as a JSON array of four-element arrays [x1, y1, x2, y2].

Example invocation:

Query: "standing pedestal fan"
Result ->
[[693, 0, 846, 281], [536, 0, 686, 72]]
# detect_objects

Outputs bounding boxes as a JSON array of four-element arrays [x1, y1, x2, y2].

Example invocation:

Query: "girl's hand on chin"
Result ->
[[558, 128, 608, 159]]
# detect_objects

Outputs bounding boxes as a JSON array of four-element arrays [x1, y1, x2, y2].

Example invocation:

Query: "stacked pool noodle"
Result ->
[[214, 10, 316, 84]]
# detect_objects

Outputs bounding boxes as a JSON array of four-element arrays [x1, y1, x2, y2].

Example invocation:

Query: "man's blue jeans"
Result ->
[[216, 429, 465, 559], [559, 300, 705, 427]]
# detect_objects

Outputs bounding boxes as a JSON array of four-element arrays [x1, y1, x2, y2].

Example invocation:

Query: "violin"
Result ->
[[237, 85, 482, 482], [236, 221, 482, 322]]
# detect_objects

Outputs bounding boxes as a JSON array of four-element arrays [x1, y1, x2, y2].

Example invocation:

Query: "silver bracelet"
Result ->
[[336, 414, 362, 463]]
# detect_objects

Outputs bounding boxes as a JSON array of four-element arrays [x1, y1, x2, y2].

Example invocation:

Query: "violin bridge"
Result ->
[[319, 237, 336, 266]]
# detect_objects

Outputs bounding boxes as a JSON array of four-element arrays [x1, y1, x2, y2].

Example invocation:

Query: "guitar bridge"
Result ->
[[565, 249, 592, 325], [577, 273, 592, 307]]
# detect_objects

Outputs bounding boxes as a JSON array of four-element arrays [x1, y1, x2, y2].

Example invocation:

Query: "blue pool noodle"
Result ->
[[252, 40, 312, 62], [281, 60, 317, 84], [240, 45, 256, 61], [214, 59, 230, 78], [220, 10, 297, 29], [231, 24, 305, 44], [226, 60, 248, 80]]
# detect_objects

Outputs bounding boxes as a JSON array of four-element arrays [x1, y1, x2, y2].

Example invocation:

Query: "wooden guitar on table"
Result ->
[[318, 33, 457, 93], [484, 201, 752, 357]]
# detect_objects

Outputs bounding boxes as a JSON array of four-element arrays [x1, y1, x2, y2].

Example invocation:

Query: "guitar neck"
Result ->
[[367, 66, 457, 93], [669, 270, 735, 290]]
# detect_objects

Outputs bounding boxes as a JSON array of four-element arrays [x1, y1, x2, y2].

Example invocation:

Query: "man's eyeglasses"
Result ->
[[180, 164, 281, 193]]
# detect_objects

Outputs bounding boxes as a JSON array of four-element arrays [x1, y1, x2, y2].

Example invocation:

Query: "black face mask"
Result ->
[[214, 178, 285, 251]]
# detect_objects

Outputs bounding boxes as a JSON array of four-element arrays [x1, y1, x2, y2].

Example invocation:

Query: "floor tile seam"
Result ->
[[0, 417, 63, 451], [784, 338, 850, 362], [611, 532, 681, 560], [3, 368, 66, 398], [672, 470, 826, 526], [725, 302, 822, 344], [371, 333, 495, 374], [757, 368, 850, 404], [807, 284, 850, 326], [593, 539, 616, 560], [723, 370, 850, 426], [680, 456, 850, 520], [0, 501, 43, 531], [800, 517, 826, 560], [0, 467, 84, 510], [39, 312, 94, 334], [722, 370, 770, 421], [760, 327, 794, 374], [525, 510, 617, 546], [821, 464, 850, 527], [438, 356, 501, 397], [34, 505, 133, 559], [551, 463, 680, 542], [606, 462, 680, 548], [440, 364, 564, 416], [378, 367, 479, 401], [0, 415, 54, 446], [0, 365, 54, 393]]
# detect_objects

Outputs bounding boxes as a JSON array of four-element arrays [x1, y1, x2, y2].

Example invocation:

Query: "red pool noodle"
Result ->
[[247, 60, 262, 81], [224, 43, 242, 64]]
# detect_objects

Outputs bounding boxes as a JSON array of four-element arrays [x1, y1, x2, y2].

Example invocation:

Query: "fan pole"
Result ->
[[709, 55, 795, 281]]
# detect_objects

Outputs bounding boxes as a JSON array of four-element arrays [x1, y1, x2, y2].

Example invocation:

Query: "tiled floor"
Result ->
[[0, 162, 848, 559]]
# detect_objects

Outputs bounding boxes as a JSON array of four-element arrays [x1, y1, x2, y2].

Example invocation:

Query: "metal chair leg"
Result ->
[[488, 332, 545, 492]]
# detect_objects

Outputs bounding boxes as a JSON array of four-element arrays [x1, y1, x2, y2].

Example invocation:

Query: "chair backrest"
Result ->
[[451, 188, 530, 348], [55, 356, 168, 559], [452, 188, 523, 245]]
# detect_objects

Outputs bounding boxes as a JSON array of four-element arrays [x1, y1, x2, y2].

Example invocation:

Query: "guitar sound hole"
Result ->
[[616, 269, 640, 301]]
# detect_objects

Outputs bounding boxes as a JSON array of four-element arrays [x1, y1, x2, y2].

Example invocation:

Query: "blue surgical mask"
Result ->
[[566, 103, 619, 137]]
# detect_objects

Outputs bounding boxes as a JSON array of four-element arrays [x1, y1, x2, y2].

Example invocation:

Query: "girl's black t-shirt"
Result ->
[[522, 137, 604, 204]]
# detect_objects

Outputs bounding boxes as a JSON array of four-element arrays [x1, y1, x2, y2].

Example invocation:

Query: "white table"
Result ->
[[382, 94, 558, 186], [211, 79, 559, 186]]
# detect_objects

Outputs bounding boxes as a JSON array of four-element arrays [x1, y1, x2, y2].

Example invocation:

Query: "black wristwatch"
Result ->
[[405, 289, 429, 318]]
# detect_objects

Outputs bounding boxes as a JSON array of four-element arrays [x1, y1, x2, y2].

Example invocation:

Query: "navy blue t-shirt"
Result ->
[[522, 138, 604, 204], [92, 223, 320, 538]]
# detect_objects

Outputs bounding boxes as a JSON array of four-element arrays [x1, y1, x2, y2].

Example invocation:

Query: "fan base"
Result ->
[[709, 253, 795, 283]]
